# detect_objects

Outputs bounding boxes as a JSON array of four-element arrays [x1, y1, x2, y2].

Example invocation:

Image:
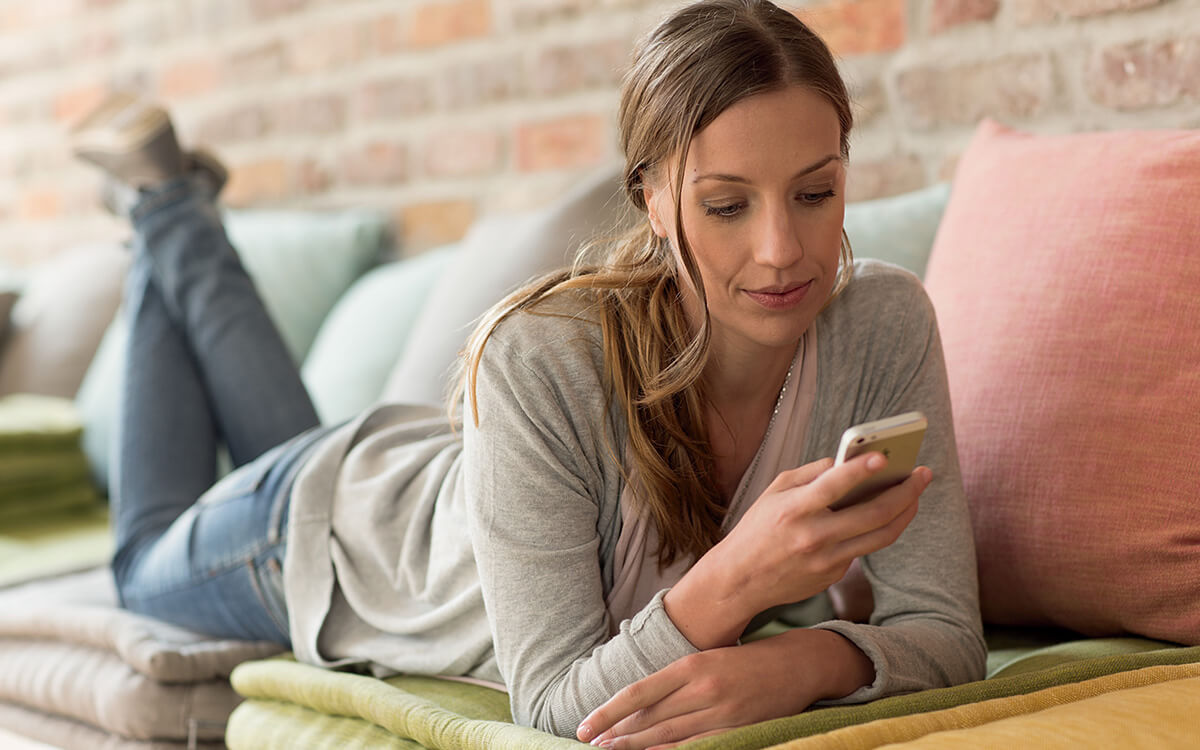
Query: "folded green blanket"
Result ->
[[0, 451, 91, 489], [0, 482, 100, 524], [0, 394, 85, 451], [0, 393, 103, 530], [227, 643, 1200, 750], [0, 505, 112, 587]]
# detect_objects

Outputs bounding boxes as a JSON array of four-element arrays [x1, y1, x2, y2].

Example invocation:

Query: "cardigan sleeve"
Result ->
[[808, 263, 987, 701], [461, 312, 698, 737]]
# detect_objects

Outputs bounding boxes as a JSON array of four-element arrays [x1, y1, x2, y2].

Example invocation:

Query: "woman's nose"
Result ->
[[753, 205, 804, 268]]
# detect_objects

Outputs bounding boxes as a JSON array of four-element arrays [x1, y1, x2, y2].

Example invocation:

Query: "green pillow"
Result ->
[[302, 245, 458, 424], [223, 208, 388, 363], [843, 182, 951, 280], [76, 208, 389, 492]]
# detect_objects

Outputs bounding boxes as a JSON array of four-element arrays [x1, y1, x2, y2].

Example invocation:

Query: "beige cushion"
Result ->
[[381, 163, 632, 406], [0, 244, 128, 399], [0, 568, 282, 742], [0, 701, 224, 750]]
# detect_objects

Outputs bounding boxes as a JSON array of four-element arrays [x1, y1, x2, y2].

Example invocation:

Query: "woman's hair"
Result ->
[[455, 0, 854, 568]]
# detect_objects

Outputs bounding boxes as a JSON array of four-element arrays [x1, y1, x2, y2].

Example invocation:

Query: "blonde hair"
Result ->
[[454, 0, 854, 568]]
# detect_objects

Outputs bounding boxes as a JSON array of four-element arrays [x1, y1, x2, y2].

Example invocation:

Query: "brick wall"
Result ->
[[1, 0, 1199, 265]]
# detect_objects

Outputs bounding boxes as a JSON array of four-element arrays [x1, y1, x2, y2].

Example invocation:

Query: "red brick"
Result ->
[[249, 0, 307, 21], [930, 0, 999, 34], [271, 94, 347, 135], [408, 0, 490, 49], [297, 159, 334, 194], [515, 114, 609, 172], [529, 39, 632, 97], [357, 76, 433, 119], [341, 142, 409, 186], [373, 13, 407, 54], [79, 29, 118, 58], [290, 21, 369, 73], [895, 55, 1055, 129], [158, 58, 222, 97], [225, 41, 290, 83], [845, 155, 925, 202], [194, 104, 271, 144], [435, 56, 523, 109], [122, 6, 175, 47], [798, 0, 906, 57], [223, 158, 290, 206], [53, 83, 108, 124], [937, 152, 962, 182], [423, 129, 503, 178], [849, 77, 887, 127], [399, 199, 477, 251], [502, 0, 588, 29], [18, 188, 63, 220], [1013, 0, 1161, 25], [1086, 38, 1200, 110]]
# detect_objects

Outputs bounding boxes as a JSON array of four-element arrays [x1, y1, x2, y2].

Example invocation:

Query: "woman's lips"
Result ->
[[744, 280, 814, 310]]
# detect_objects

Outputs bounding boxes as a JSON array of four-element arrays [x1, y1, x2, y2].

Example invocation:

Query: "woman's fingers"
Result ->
[[769, 457, 834, 491], [577, 664, 687, 743], [801, 452, 891, 510], [598, 709, 728, 750], [832, 468, 928, 558]]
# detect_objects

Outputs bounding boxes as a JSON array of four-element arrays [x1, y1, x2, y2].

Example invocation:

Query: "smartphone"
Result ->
[[830, 411, 927, 510]]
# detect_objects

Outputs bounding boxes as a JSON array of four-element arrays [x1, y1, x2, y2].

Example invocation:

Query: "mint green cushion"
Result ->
[[76, 208, 388, 491], [223, 208, 388, 363], [843, 182, 951, 279], [302, 245, 458, 424]]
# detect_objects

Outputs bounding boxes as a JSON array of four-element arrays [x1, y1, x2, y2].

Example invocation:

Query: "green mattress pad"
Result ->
[[228, 638, 1200, 750]]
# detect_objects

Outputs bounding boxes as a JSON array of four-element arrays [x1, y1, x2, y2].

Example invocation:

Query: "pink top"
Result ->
[[605, 326, 819, 633]]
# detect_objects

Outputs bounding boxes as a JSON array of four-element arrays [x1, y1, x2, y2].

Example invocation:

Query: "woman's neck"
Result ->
[[702, 335, 797, 414]]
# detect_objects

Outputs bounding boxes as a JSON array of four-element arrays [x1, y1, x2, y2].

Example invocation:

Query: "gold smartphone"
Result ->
[[830, 411, 927, 510]]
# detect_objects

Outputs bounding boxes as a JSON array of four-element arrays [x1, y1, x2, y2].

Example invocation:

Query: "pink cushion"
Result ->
[[924, 120, 1200, 644]]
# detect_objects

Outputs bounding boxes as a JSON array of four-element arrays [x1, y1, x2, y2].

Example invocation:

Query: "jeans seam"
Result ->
[[247, 554, 290, 643]]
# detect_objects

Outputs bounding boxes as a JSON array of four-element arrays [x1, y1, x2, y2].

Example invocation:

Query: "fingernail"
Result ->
[[919, 467, 933, 486], [868, 453, 887, 470], [578, 724, 594, 742]]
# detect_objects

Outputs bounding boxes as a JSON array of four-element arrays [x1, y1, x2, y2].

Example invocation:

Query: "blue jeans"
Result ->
[[111, 175, 327, 647]]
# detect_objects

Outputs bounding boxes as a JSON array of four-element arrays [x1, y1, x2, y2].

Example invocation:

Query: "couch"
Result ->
[[0, 118, 1196, 749]]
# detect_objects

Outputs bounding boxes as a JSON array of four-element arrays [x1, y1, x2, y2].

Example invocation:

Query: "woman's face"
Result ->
[[645, 85, 846, 361]]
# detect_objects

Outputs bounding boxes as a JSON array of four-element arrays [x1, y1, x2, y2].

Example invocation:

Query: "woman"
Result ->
[[72, 1, 985, 747]]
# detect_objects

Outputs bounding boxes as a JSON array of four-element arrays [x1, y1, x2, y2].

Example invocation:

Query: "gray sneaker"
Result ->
[[70, 91, 187, 188]]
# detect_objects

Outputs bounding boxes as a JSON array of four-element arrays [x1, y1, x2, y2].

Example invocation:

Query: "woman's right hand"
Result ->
[[663, 454, 929, 650]]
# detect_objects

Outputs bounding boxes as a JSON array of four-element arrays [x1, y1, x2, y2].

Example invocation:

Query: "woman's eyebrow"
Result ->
[[691, 154, 840, 185]]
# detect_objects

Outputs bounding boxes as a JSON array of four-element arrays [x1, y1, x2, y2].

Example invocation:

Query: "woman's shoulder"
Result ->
[[821, 259, 935, 333], [815, 259, 940, 374], [480, 288, 607, 386]]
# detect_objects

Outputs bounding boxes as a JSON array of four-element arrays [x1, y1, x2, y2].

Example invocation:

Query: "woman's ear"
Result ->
[[643, 181, 669, 239]]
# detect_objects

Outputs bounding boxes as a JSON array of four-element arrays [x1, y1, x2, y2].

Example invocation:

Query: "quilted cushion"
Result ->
[[0, 568, 282, 742], [923, 119, 1200, 644]]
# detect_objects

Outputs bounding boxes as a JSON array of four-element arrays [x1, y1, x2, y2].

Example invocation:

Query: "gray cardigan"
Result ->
[[282, 259, 986, 737]]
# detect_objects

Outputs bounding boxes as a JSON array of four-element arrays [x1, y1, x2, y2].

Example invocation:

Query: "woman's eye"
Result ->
[[703, 203, 744, 219], [798, 190, 836, 205]]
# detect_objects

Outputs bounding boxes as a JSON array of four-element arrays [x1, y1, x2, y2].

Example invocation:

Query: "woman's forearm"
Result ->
[[662, 545, 761, 649], [788, 627, 876, 701]]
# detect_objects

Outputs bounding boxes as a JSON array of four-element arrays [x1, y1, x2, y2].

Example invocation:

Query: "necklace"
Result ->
[[721, 338, 803, 531]]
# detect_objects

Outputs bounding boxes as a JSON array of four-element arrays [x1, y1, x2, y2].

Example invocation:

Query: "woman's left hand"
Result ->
[[576, 628, 866, 749]]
